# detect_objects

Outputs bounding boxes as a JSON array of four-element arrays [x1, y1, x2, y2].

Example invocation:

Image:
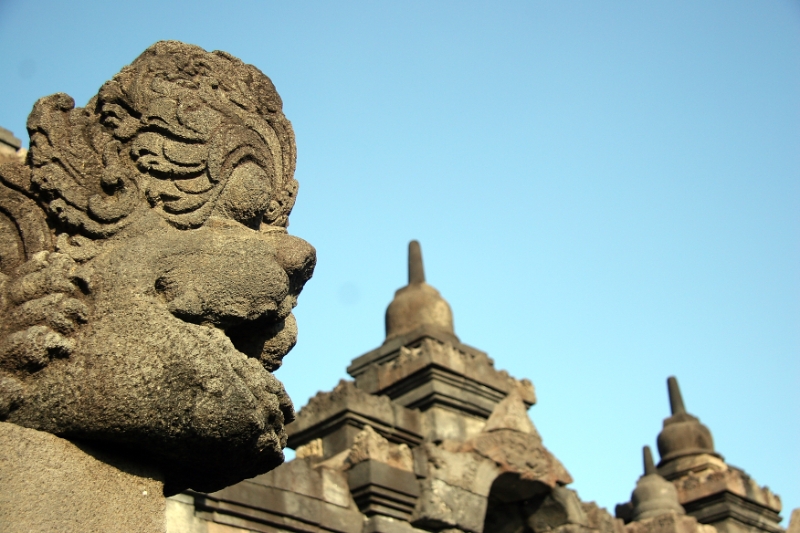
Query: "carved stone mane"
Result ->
[[0, 41, 315, 492]]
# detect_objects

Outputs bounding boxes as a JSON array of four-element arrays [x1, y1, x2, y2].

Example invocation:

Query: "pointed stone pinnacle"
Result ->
[[667, 376, 686, 415], [630, 457, 685, 521], [384, 240, 456, 341], [643, 446, 656, 476], [483, 388, 540, 437], [408, 240, 425, 284], [657, 375, 721, 466]]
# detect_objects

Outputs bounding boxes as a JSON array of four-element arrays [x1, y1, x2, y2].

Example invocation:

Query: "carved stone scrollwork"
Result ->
[[0, 41, 315, 493]]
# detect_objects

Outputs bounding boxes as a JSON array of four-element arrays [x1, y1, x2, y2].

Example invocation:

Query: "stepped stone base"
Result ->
[[624, 512, 717, 533], [0, 421, 165, 533]]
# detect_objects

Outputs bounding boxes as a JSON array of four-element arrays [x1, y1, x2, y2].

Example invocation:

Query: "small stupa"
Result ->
[[630, 446, 685, 521], [656, 377, 723, 476], [654, 377, 783, 533], [168, 241, 617, 533], [621, 447, 717, 533], [384, 240, 457, 343], [166, 244, 788, 533]]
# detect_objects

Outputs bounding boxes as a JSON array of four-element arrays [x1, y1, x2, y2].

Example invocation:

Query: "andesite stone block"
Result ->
[[0, 422, 165, 533], [347, 459, 420, 520], [412, 478, 488, 533], [623, 512, 717, 533], [287, 380, 424, 458], [363, 515, 431, 533]]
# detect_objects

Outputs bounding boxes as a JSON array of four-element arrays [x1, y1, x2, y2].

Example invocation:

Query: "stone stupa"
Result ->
[[630, 446, 685, 521], [166, 241, 623, 533], [618, 377, 784, 533]]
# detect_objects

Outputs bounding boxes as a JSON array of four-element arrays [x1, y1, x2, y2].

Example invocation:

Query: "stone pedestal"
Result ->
[[661, 451, 783, 533], [0, 421, 165, 533], [624, 512, 717, 533], [348, 459, 420, 521]]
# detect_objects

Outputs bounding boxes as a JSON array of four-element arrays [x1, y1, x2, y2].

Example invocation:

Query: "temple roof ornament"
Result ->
[[630, 446, 685, 521], [384, 240, 457, 342], [657, 376, 721, 467]]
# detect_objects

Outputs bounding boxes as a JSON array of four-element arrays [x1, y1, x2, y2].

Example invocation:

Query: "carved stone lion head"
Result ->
[[0, 41, 316, 492]]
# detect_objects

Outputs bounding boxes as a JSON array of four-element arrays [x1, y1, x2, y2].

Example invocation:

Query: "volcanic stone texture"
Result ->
[[0, 41, 315, 494], [0, 422, 166, 533]]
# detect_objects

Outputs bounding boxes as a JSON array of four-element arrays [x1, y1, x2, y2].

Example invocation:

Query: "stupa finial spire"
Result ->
[[629, 444, 686, 520], [383, 240, 457, 342], [643, 446, 656, 476], [409, 240, 425, 284], [667, 376, 686, 415]]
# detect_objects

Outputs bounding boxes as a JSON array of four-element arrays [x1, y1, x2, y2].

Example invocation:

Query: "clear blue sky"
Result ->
[[1, 0, 797, 521]]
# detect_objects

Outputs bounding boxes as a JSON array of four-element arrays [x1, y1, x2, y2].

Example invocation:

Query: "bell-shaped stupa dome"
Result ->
[[631, 446, 685, 521], [385, 240, 457, 342], [656, 377, 721, 466]]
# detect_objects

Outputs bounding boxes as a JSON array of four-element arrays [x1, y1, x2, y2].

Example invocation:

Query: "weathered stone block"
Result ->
[[0, 421, 165, 533], [464, 428, 572, 488], [348, 459, 420, 520], [583, 501, 627, 533], [363, 515, 431, 533], [352, 336, 535, 420], [671, 467, 782, 515], [681, 492, 783, 533], [624, 511, 717, 533], [419, 442, 499, 497], [165, 493, 210, 533], [411, 478, 488, 533], [0, 126, 21, 156], [248, 456, 356, 509], [787, 509, 800, 533], [288, 380, 423, 457], [195, 481, 362, 533], [344, 425, 415, 473], [527, 487, 591, 531]]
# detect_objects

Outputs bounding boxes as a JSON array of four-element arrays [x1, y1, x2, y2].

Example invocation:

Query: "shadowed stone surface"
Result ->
[[0, 41, 315, 493], [0, 422, 165, 533]]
